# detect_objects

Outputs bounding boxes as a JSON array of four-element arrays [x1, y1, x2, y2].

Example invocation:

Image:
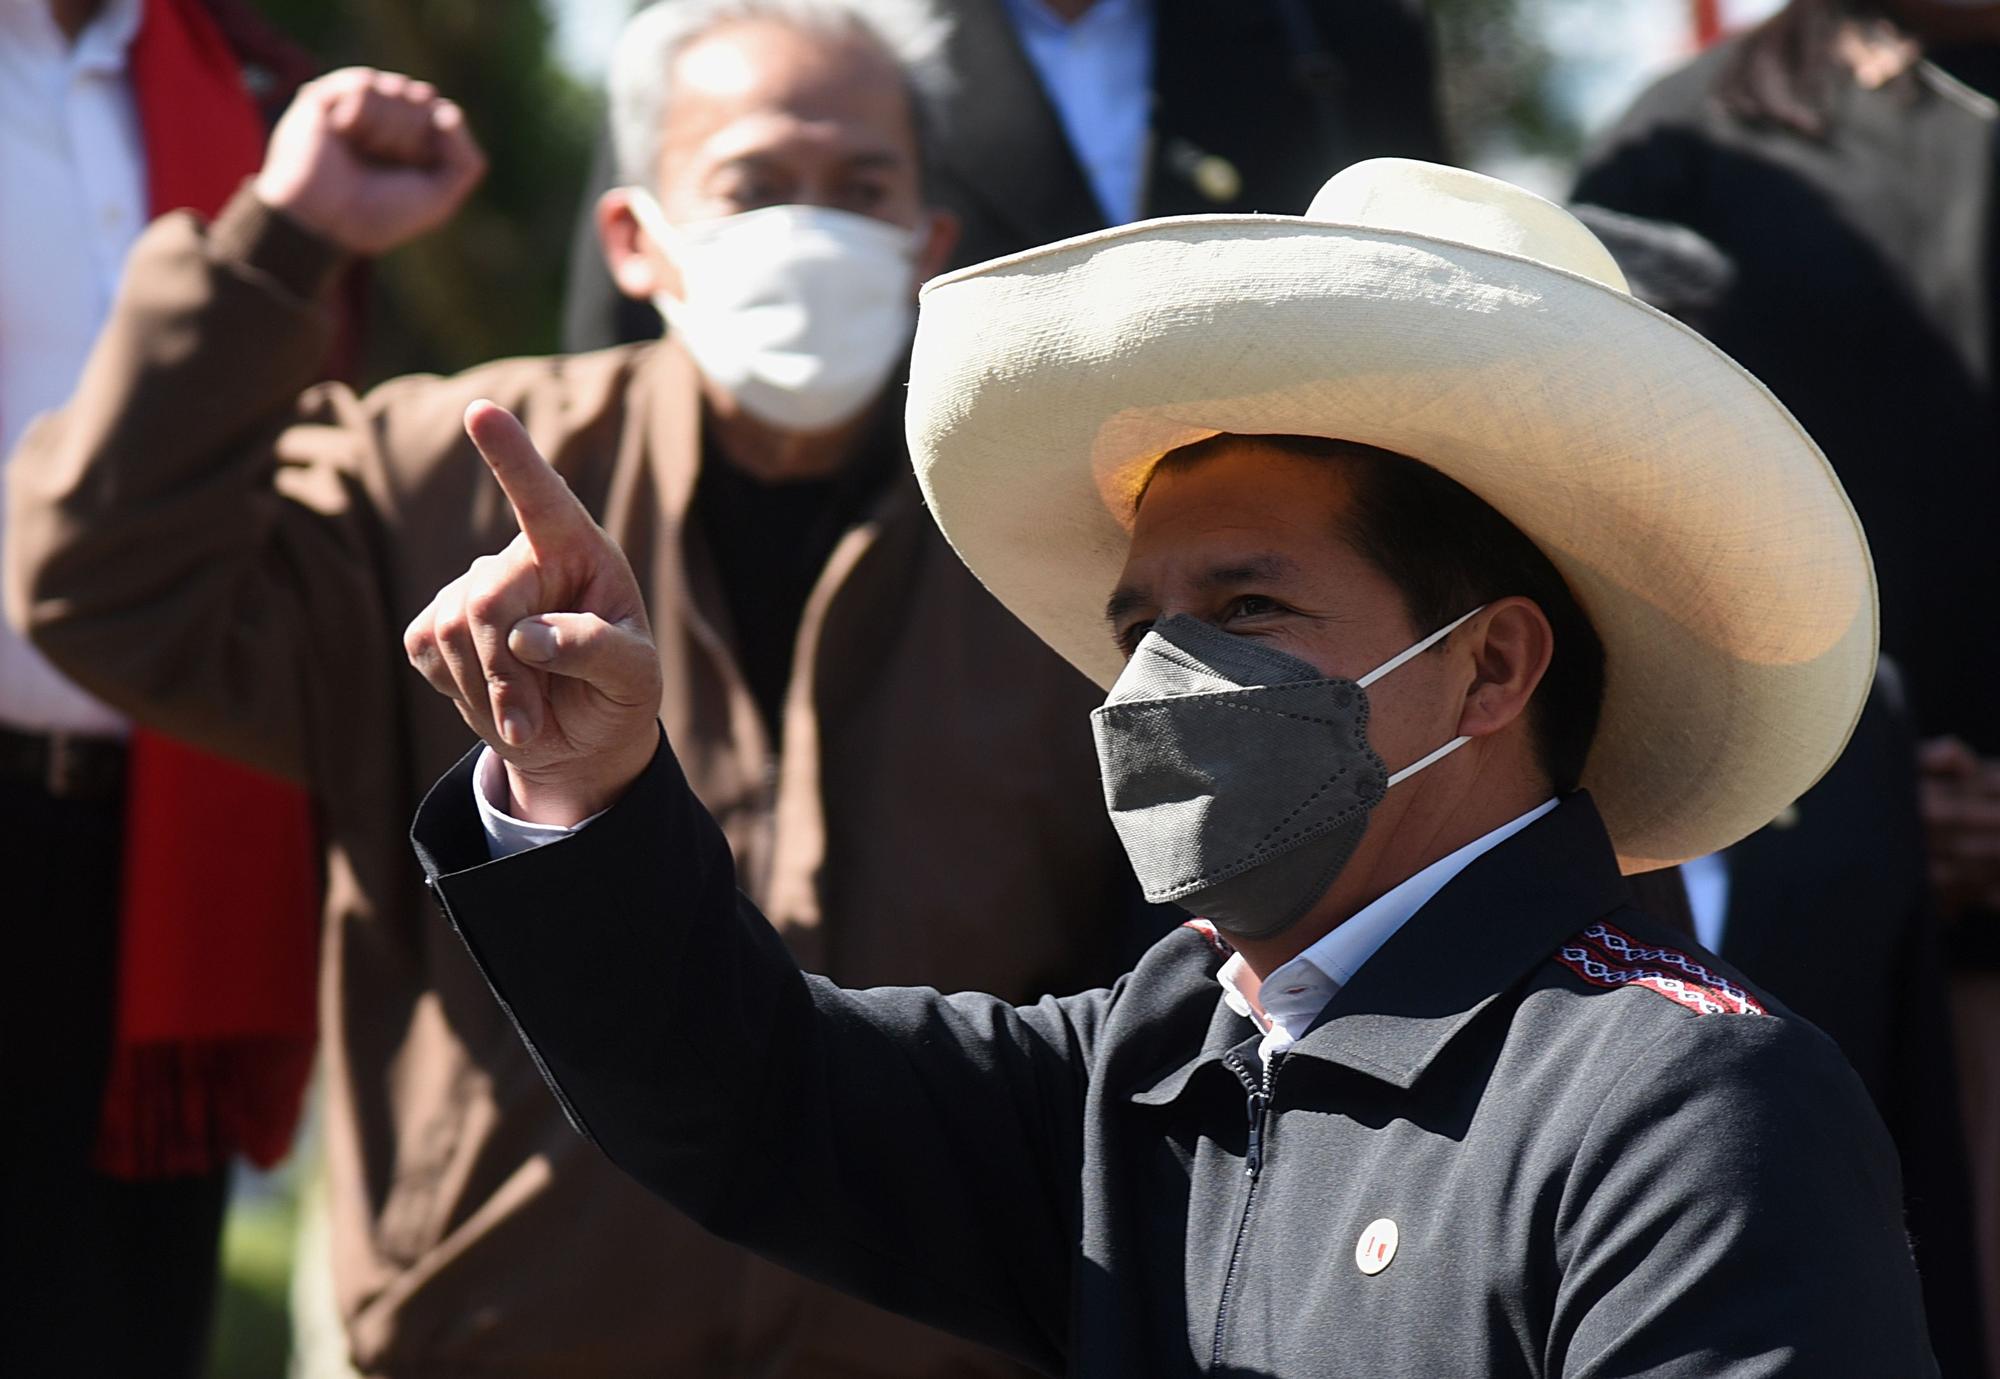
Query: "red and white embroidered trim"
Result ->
[[1182, 918, 1236, 960], [1553, 920, 1767, 1017]]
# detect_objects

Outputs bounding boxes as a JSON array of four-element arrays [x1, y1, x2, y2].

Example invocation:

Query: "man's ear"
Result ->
[[912, 206, 960, 284], [1456, 596, 1554, 741], [597, 187, 679, 302]]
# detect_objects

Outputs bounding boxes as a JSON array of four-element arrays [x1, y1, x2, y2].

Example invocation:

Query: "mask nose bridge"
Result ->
[[1116, 612, 1328, 694]]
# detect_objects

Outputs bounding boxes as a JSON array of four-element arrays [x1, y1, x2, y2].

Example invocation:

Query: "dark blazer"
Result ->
[[562, 0, 1448, 351], [416, 742, 1936, 1377], [1716, 667, 1985, 1376]]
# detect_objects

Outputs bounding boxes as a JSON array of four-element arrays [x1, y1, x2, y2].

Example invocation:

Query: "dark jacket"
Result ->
[[416, 739, 1937, 1377], [562, 0, 1449, 351], [1714, 665, 1984, 1376]]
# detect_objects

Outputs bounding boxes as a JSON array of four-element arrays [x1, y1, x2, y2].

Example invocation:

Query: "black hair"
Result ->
[[1156, 434, 1607, 793], [1716, 0, 1903, 138]]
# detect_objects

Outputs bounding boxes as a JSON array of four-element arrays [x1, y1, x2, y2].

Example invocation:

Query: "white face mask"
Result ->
[[626, 188, 922, 432]]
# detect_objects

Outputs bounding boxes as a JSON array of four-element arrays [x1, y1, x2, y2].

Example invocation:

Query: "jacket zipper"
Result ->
[[1211, 1050, 1281, 1369]]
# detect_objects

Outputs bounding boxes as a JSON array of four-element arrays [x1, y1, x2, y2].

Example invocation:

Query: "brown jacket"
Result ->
[[5, 189, 1132, 1377]]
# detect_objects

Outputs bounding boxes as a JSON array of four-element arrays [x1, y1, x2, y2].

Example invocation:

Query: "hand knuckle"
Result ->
[[464, 586, 506, 624]]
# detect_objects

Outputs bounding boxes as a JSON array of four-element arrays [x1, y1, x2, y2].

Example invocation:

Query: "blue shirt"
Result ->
[[999, 0, 1155, 225]]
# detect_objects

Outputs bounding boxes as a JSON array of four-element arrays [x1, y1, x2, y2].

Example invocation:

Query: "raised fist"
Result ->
[[255, 68, 486, 257]]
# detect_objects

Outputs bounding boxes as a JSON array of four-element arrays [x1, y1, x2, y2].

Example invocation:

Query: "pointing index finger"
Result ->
[[465, 400, 593, 554]]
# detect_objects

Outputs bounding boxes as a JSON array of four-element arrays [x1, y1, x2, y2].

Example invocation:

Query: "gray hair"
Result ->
[[607, 0, 953, 188]]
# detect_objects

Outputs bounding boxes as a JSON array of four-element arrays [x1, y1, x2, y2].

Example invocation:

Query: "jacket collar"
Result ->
[[636, 337, 923, 537], [637, 338, 705, 541], [1129, 792, 1632, 1104]]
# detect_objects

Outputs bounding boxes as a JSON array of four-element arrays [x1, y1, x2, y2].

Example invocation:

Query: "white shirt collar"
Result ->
[[7, 0, 148, 73], [77, 0, 145, 73], [1218, 797, 1560, 1063]]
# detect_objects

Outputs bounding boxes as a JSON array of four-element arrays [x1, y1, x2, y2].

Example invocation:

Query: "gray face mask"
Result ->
[[1091, 607, 1483, 940]]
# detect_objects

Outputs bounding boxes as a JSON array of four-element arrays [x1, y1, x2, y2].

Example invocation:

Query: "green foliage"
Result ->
[[248, 0, 598, 380], [203, 1185, 297, 1379], [1428, 0, 1582, 165]]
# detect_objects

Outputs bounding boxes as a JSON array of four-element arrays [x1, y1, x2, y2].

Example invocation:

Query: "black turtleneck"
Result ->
[[690, 401, 903, 745]]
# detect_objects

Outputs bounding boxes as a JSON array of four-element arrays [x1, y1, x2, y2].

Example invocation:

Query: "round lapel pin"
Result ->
[[1355, 1217, 1398, 1276]]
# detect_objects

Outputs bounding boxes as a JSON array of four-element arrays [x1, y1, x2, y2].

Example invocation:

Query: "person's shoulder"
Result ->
[[1125, 921, 1235, 1005], [349, 341, 666, 498], [1103, 922, 1238, 1041], [1541, 907, 1781, 1023], [1581, 38, 1740, 166], [1530, 906, 1872, 1131], [1627, 40, 1741, 124]]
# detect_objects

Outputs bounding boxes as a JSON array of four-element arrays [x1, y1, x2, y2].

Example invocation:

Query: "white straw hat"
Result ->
[[905, 158, 1877, 872]]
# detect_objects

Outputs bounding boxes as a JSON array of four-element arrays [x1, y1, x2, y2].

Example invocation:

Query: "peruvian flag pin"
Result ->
[[1355, 1217, 1399, 1276]]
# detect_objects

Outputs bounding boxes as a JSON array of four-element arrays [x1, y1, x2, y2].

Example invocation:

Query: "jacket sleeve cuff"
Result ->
[[205, 181, 349, 302]]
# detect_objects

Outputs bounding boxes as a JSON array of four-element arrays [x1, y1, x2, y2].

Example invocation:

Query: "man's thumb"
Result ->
[[510, 613, 656, 706]]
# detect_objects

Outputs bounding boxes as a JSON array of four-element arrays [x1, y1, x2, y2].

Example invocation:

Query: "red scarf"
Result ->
[[93, 0, 321, 1178]]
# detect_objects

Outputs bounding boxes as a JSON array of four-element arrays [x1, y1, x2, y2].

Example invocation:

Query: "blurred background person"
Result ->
[[0, 2, 328, 1375], [1570, 214, 1983, 1379], [1574, 11, 2000, 1368], [1688, 665, 1986, 1377], [561, 0, 1450, 351], [5, 3, 1143, 1376]]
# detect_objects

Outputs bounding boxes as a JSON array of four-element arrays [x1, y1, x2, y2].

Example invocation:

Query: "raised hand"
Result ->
[[255, 68, 486, 257], [405, 402, 663, 825], [1920, 735, 2000, 920]]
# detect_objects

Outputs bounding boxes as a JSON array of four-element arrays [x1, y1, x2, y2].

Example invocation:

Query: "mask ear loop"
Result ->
[[1355, 604, 1486, 690], [1386, 735, 1472, 788], [1354, 605, 1487, 789], [623, 185, 683, 263]]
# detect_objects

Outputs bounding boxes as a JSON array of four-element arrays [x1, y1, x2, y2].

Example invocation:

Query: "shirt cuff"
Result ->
[[474, 747, 605, 858]]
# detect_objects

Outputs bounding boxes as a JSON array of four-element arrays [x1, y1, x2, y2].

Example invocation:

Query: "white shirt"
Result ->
[[0, 0, 145, 736], [477, 748, 608, 856], [1680, 849, 1731, 953], [999, 0, 1155, 226], [1218, 798, 1561, 1066]]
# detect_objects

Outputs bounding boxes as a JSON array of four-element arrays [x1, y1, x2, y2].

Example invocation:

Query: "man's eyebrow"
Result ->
[[1196, 555, 1297, 589], [1103, 555, 1299, 626], [1105, 585, 1150, 627]]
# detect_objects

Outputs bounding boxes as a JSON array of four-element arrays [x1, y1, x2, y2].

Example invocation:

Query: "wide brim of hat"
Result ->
[[906, 215, 1878, 872]]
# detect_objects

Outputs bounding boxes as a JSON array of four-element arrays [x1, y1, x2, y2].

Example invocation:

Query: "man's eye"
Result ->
[[840, 182, 890, 212], [1115, 619, 1155, 656], [713, 173, 790, 210], [1225, 596, 1282, 621]]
